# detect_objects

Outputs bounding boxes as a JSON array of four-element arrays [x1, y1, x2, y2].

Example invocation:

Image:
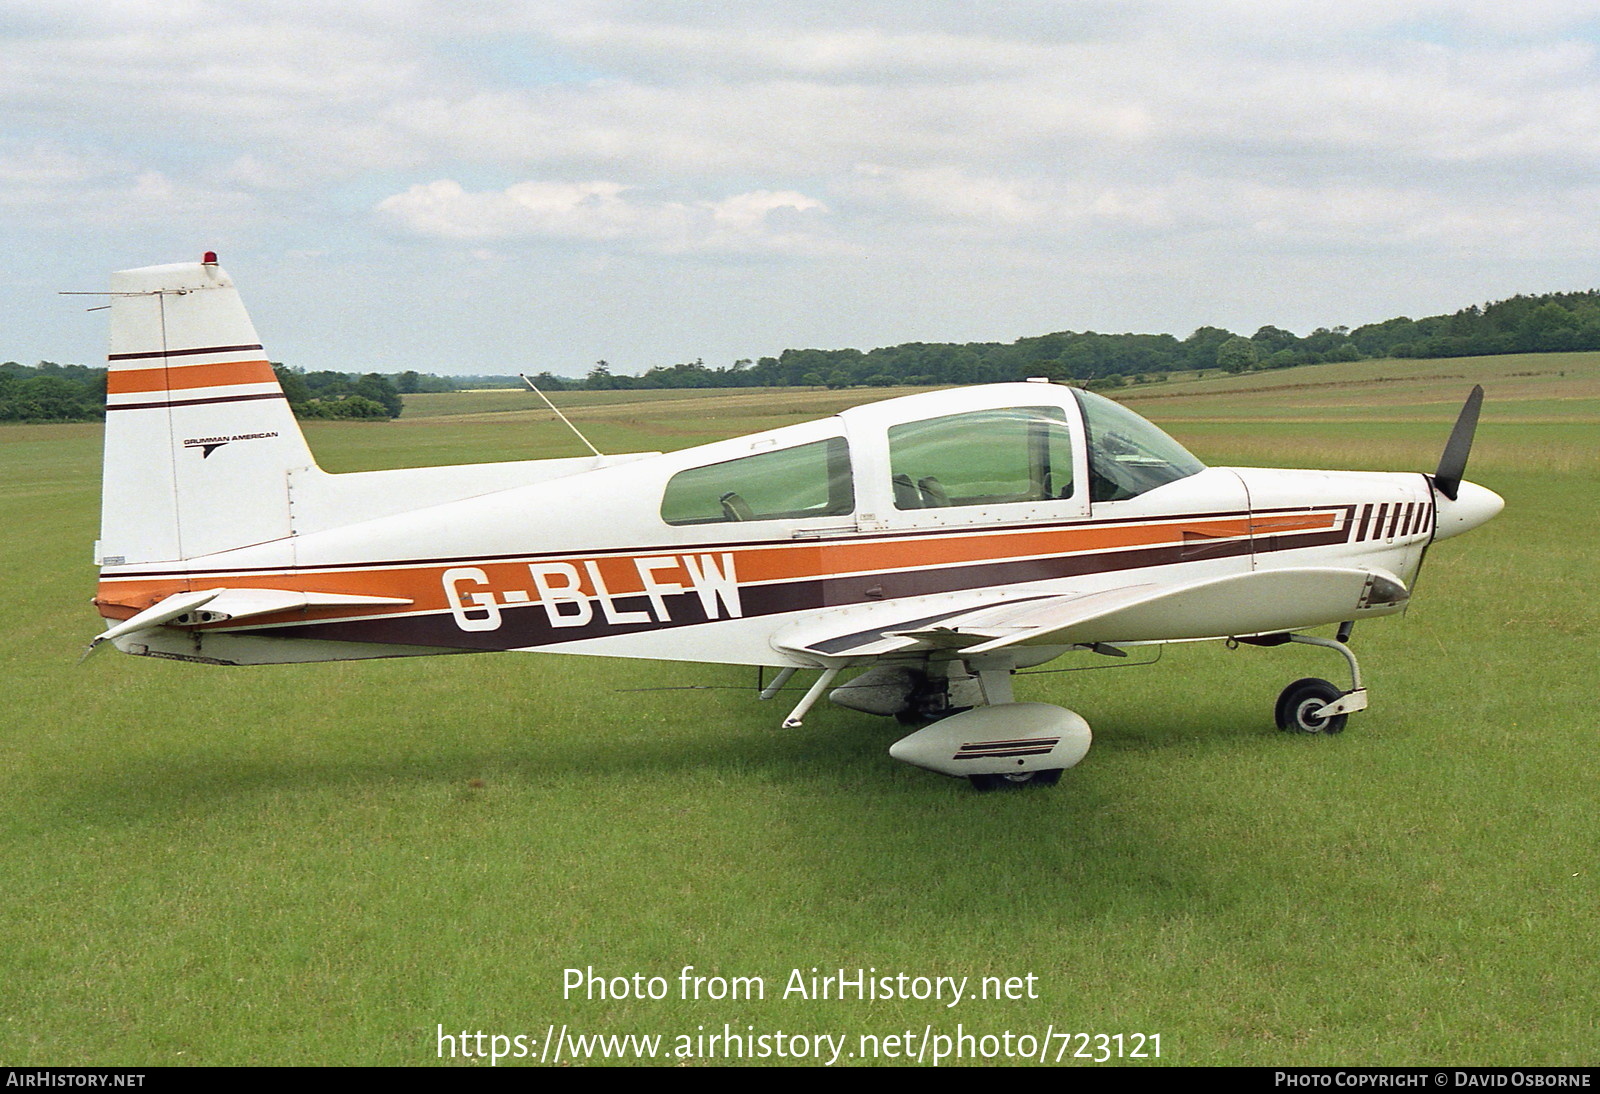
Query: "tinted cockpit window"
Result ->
[[661, 437, 854, 525], [1073, 388, 1205, 502], [887, 406, 1075, 509]]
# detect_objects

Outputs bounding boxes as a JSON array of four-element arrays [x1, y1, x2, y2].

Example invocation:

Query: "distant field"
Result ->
[[1118, 351, 1600, 421], [378, 386, 940, 474], [400, 384, 938, 425], [401, 352, 1600, 426], [2, 352, 1595, 1066], [385, 356, 1599, 481], [398, 386, 798, 419]]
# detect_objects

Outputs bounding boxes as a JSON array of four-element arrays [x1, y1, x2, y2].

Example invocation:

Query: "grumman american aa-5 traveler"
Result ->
[[87, 256, 1504, 789]]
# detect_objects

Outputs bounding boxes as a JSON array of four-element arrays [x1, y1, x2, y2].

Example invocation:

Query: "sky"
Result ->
[[6, 0, 1600, 376]]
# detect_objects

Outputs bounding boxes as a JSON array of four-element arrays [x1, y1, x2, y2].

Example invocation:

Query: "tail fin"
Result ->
[[97, 255, 317, 566]]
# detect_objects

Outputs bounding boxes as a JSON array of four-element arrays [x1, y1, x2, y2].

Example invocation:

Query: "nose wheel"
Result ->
[[1268, 630, 1368, 733], [1274, 677, 1348, 734]]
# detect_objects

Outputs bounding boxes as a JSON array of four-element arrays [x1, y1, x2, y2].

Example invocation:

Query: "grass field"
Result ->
[[2, 356, 1596, 1066]]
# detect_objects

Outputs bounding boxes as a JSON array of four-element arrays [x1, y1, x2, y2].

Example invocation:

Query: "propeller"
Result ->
[[1408, 383, 1491, 607], [1432, 384, 1483, 501], [1423, 384, 1503, 549]]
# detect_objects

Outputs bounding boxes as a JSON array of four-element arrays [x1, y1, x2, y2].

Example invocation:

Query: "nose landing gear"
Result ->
[[1265, 627, 1368, 734]]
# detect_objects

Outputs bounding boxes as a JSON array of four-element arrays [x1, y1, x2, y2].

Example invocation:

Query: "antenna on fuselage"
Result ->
[[519, 374, 604, 457]]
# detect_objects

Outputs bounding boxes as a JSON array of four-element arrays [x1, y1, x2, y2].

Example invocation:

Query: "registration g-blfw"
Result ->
[[87, 256, 1503, 788]]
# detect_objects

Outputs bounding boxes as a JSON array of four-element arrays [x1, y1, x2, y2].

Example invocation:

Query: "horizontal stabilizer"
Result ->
[[86, 587, 414, 658], [182, 588, 415, 623], [85, 588, 224, 655]]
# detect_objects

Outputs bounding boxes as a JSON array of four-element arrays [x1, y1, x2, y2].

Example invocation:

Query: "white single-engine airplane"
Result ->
[[88, 256, 1504, 788]]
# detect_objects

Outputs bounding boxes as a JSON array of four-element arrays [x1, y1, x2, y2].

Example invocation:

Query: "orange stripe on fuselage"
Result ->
[[1249, 513, 1333, 534], [93, 511, 1338, 625], [106, 359, 277, 395]]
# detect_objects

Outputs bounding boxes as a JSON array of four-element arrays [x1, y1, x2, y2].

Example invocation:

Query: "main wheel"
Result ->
[[893, 673, 970, 725], [1274, 677, 1347, 734], [968, 768, 1064, 791]]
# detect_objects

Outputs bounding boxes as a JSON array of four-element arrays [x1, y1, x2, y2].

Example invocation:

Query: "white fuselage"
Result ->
[[96, 383, 1491, 671]]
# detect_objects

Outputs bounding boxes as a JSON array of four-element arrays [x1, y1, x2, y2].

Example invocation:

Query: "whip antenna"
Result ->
[[519, 374, 603, 457]]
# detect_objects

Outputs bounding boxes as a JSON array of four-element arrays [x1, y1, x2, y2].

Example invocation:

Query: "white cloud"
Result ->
[[546, 19, 1061, 82], [8, 1, 1600, 372], [376, 178, 833, 254], [852, 165, 1049, 228], [0, 144, 256, 226]]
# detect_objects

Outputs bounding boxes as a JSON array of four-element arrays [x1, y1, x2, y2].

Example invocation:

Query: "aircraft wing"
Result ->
[[772, 567, 1406, 663]]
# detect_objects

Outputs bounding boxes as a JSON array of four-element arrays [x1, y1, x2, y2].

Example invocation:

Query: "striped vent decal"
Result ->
[[953, 737, 1061, 761], [1352, 501, 1428, 542]]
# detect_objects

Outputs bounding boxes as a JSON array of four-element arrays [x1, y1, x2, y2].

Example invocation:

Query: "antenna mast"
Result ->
[[519, 374, 604, 457]]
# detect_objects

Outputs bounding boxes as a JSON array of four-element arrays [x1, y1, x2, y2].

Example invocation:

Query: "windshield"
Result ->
[[1072, 388, 1205, 502]]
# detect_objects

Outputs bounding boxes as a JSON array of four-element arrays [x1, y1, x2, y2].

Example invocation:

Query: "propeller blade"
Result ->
[[1433, 385, 1483, 501]]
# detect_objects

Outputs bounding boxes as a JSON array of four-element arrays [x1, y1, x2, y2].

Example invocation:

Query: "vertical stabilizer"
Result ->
[[98, 256, 316, 566]]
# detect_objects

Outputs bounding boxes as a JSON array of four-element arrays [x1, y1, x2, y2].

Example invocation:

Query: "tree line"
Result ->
[[273, 367, 403, 419], [6, 288, 1600, 422], [516, 289, 1600, 392], [0, 361, 405, 423]]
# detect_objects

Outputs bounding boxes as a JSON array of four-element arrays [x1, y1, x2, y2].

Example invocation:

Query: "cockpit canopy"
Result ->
[[658, 383, 1206, 526]]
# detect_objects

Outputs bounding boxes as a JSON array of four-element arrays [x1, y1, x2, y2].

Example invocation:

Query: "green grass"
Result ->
[[1, 356, 1596, 1066]]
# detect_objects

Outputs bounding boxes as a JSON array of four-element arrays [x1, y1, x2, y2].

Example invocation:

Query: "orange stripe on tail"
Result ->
[[107, 359, 277, 395]]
